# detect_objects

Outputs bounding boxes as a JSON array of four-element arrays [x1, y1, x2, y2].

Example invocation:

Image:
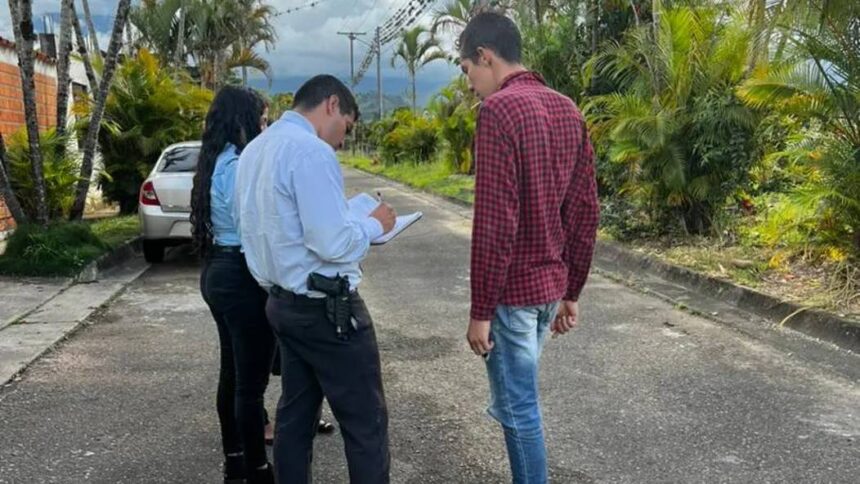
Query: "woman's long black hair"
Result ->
[[191, 86, 265, 256]]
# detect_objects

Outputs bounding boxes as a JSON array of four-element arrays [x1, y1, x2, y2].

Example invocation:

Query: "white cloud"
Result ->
[[0, 0, 461, 85]]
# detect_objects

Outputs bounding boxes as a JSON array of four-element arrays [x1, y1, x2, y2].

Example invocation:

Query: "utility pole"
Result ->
[[337, 31, 366, 85], [376, 26, 383, 120]]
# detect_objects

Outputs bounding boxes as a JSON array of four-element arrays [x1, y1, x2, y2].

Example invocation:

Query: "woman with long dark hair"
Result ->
[[191, 86, 275, 484]]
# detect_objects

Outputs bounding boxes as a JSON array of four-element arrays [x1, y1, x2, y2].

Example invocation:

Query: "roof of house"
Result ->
[[0, 35, 57, 65]]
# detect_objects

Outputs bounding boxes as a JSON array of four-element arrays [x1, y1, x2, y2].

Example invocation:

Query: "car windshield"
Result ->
[[159, 146, 200, 173]]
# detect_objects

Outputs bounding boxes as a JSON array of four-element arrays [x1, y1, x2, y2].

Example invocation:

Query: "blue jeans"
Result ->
[[485, 302, 559, 484]]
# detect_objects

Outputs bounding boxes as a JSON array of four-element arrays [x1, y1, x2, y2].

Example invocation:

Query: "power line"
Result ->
[[274, 0, 332, 16], [352, 0, 383, 32], [353, 0, 437, 84]]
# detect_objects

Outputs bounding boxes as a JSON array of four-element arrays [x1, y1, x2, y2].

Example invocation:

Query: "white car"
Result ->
[[138, 141, 201, 262]]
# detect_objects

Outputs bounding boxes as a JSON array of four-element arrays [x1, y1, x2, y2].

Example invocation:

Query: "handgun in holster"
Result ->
[[307, 272, 352, 340]]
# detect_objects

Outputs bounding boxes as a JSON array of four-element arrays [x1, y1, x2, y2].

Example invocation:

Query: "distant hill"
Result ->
[[355, 92, 410, 120], [248, 76, 449, 109]]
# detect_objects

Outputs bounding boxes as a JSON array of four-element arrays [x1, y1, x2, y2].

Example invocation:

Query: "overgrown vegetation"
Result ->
[[0, 216, 139, 277], [5, 128, 81, 220], [353, 0, 859, 315], [77, 49, 211, 213], [341, 155, 474, 204]]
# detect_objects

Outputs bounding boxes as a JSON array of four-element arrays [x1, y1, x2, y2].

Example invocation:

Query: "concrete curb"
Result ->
[[0, 236, 148, 386], [74, 236, 143, 283], [343, 163, 860, 355], [593, 241, 860, 354]]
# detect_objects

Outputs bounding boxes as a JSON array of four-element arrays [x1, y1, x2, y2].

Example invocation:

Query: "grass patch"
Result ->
[[615, 235, 859, 318], [620, 237, 770, 288], [0, 215, 140, 277], [341, 154, 474, 205], [89, 215, 140, 248]]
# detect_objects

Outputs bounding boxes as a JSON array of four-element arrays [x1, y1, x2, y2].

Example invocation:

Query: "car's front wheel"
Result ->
[[143, 240, 165, 263]]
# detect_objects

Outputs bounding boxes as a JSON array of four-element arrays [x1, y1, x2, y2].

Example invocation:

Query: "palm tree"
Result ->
[[80, 0, 101, 59], [130, 0, 186, 65], [7, 0, 48, 224], [174, 0, 188, 67], [231, 0, 277, 86], [55, 0, 74, 146], [131, 0, 277, 88], [431, 0, 504, 34], [90, 49, 211, 213], [187, 0, 239, 89], [0, 134, 28, 224], [69, 0, 133, 220], [391, 26, 447, 112], [71, 0, 99, 91], [738, 0, 860, 251], [584, 6, 758, 234]]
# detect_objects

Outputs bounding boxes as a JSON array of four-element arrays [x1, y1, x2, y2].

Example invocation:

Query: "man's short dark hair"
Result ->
[[459, 12, 522, 64], [293, 74, 360, 121]]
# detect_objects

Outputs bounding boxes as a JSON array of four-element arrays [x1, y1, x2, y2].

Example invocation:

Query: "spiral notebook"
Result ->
[[348, 193, 423, 245]]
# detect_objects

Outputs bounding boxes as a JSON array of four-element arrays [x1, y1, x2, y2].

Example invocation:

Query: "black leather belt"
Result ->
[[269, 285, 327, 305], [212, 245, 242, 254]]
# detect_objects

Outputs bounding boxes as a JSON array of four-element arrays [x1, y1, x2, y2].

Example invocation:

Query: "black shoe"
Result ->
[[265, 419, 335, 446], [247, 463, 274, 484], [223, 454, 246, 484], [317, 419, 335, 434]]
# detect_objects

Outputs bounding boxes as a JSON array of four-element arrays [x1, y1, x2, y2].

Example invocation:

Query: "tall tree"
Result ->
[[174, 0, 188, 67], [233, 0, 276, 86], [431, 0, 502, 34], [55, 0, 74, 145], [71, 1, 99, 92], [391, 26, 447, 112], [187, 0, 237, 89], [80, 0, 101, 60], [0, 134, 28, 224], [7, 0, 48, 224], [69, 0, 133, 221]]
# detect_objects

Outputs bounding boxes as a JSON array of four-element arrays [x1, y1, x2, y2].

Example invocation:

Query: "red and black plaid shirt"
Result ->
[[470, 71, 599, 321]]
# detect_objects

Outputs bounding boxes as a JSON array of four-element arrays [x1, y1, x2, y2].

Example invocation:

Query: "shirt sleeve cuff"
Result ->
[[361, 216, 385, 242], [565, 286, 582, 302], [470, 304, 496, 321]]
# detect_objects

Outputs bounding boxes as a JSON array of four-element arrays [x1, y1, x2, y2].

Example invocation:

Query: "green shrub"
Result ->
[[0, 222, 107, 276], [379, 111, 438, 164], [738, 6, 860, 256], [585, 7, 757, 235], [743, 130, 859, 257], [77, 49, 211, 213], [5, 128, 81, 220], [430, 77, 476, 175]]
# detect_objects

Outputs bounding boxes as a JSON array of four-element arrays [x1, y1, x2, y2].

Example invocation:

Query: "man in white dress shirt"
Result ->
[[234, 75, 396, 484]]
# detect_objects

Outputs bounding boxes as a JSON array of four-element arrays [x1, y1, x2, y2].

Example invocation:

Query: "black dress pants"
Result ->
[[266, 288, 390, 484]]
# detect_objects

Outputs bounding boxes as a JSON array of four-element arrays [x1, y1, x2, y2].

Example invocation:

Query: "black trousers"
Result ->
[[266, 289, 390, 484], [200, 249, 276, 469]]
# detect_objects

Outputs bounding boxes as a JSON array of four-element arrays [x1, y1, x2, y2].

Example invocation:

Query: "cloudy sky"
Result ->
[[0, 0, 461, 91]]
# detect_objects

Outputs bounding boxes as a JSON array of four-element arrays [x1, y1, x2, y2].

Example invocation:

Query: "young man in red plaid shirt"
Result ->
[[460, 12, 599, 483]]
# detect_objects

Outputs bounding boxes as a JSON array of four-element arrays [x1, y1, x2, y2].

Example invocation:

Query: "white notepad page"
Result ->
[[347, 193, 423, 245]]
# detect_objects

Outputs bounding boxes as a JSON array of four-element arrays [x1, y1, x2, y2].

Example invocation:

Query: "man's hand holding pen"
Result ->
[[371, 192, 396, 234]]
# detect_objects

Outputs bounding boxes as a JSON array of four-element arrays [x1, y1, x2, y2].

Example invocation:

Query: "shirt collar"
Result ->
[[499, 70, 546, 91], [281, 111, 315, 135]]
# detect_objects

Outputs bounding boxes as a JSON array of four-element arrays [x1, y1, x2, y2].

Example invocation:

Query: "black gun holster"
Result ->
[[307, 272, 352, 340]]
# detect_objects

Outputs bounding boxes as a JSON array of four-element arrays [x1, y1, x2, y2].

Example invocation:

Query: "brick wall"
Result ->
[[0, 61, 57, 137], [0, 195, 15, 232], [0, 39, 58, 231]]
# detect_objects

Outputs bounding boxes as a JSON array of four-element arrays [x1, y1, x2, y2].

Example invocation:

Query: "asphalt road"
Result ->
[[1, 167, 858, 483]]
